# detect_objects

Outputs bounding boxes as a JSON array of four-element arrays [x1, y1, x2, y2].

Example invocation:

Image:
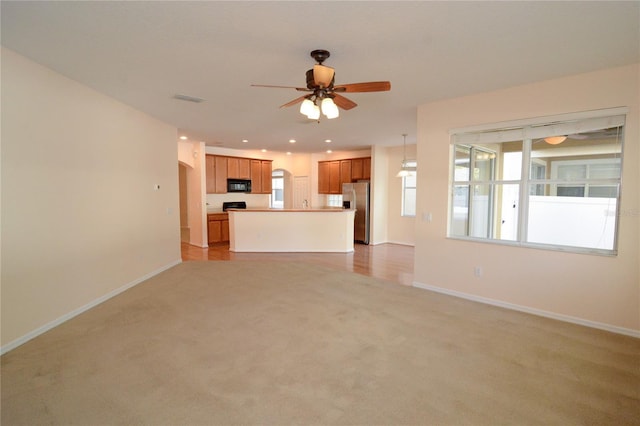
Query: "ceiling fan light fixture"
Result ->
[[306, 104, 321, 120], [321, 97, 339, 119], [300, 98, 315, 116], [544, 135, 567, 145]]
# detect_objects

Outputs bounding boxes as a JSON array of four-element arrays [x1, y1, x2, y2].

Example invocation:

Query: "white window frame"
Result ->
[[271, 170, 284, 209], [448, 108, 626, 256], [549, 158, 621, 197], [401, 160, 417, 217]]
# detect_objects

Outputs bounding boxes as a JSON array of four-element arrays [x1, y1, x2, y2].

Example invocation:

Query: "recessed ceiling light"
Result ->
[[325, 139, 332, 143], [326, 150, 332, 154], [179, 136, 188, 140], [289, 139, 296, 144], [242, 139, 248, 143], [286, 152, 292, 155], [261, 149, 267, 152]]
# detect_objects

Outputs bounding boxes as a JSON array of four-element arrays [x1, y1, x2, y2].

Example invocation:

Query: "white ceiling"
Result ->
[[2, 1, 638, 153]]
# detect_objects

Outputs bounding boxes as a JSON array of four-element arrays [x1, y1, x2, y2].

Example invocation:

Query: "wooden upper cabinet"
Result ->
[[328, 161, 341, 194], [318, 161, 330, 194], [351, 158, 364, 181], [227, 157, 251, 179], [205, 155, 216, 194], [214, 156, 227, 193], [340, 160, 352, 186], [238, 158, 251, 179], [363, 157, 371, 180], [261, 161, 272, 193], [250, 160, 272, 194], [206, 154, 270, 194], [250, 160, 262, 194], [227, 157, 239, 179], [318, 157, 371, 194]]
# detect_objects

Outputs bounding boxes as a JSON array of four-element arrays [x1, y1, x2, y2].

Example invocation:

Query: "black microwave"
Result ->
[[227, 178, 252, 193]]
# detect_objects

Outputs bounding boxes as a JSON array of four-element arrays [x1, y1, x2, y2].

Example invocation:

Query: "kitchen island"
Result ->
[[228, 208, 355, 253]]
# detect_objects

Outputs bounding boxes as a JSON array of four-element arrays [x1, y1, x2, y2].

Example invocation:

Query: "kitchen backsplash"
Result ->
[[206, 193, 271, 210]]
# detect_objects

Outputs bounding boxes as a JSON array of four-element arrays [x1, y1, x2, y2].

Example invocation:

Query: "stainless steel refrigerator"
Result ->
[[342, 182, 370, 244]]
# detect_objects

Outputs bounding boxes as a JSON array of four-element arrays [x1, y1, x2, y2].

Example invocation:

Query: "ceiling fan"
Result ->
[[251, 49, 391, 120]]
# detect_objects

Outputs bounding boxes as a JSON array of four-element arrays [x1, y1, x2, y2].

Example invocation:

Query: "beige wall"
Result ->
[[1, 48, 181, 350], [370, 145, 389, 245], [415, 64, 640, 333], [178, 140, 207, 247], [386, 144, 417, 246]]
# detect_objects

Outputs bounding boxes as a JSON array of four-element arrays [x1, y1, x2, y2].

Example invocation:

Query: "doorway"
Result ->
[[178, 163, 189, 242]]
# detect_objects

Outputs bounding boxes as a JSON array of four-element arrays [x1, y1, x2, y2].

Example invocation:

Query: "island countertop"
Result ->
[[227, 208, 347, 213]]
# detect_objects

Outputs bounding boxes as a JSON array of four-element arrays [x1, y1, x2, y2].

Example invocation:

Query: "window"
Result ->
[[326, 194, 343, 207], [449, 113, 624, 255], [271, 170, 284, 209], [401, 161, 417, 217]]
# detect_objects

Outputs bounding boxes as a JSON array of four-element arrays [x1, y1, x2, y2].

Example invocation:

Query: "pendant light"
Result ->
[[396, 133, 412, 177]]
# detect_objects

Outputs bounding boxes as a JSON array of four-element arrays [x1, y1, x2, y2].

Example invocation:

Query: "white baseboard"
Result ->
[[384, 240, 416, 247], [412, 281, 640, 339], [1, 259, 183, 355], [368, 241, 415, 247]]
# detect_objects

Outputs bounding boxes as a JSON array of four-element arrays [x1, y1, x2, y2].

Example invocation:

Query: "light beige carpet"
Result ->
[[2, 261, 639, 425]]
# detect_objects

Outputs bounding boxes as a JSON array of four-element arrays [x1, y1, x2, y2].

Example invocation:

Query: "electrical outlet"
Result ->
[[474, 266, 483, 277]]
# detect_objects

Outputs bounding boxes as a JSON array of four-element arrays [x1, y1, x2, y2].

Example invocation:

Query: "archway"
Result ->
[[272, 168, 295, 209]]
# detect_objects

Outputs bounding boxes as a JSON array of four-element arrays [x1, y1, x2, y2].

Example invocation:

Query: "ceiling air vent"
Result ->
[[173, 94, 205, 103]]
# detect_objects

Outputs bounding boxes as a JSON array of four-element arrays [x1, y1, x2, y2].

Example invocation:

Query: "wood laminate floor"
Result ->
[[181, 242, 415, 286]]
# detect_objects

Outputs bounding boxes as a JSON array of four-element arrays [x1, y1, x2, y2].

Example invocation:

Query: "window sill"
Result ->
[[446, 235, 618, 257]]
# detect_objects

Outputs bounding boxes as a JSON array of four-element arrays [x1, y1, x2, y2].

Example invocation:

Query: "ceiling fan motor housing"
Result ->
[[306, 69, 315, 89], [310, 49, 330, 64]]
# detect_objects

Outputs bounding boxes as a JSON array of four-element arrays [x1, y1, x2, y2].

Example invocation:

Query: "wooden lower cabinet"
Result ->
[[208, 213, 229, 244]]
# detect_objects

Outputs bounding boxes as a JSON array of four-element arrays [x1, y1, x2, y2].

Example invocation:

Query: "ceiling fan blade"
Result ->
[[332, 94, 358, 110], [279, 95, 308, 108], [313, 65, 335, 88], [251, 84, 310, 91], [333, 81, 391, 93]]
